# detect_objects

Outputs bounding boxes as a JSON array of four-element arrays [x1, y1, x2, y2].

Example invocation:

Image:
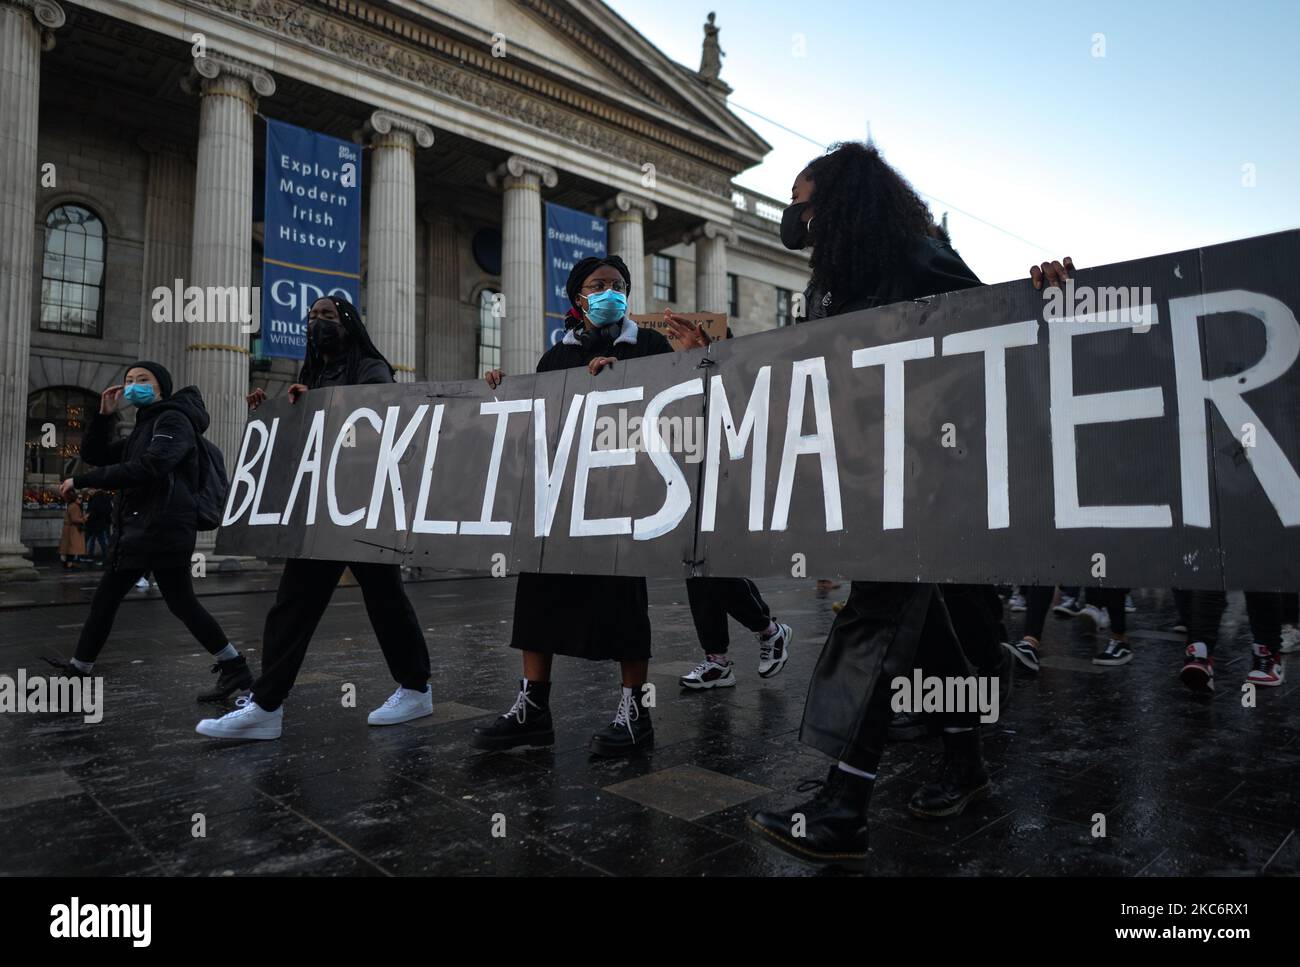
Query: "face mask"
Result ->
[[780, 201, 812, 250], [583, 289, 627, 327], [123, 383, 156, 407], [311, 319, 344, 354]]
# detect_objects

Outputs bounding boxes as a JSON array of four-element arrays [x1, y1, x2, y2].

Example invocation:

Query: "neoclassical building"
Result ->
[[0, 0, 811, 575]]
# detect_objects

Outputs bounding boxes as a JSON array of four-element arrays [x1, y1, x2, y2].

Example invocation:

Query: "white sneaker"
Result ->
[[1281, 625, 1300, 655], [758, 623, 793, 678], [1008, 592, 1027, 612], [135, 576, 150, 590], [1078, 604, 1111, 634], [1053, 595, 1083, 617], [196, 697, 282, 740], [367, 686, 434, 726]]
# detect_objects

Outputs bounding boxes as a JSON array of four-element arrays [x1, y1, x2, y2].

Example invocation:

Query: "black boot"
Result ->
[[42, 656, 90, 677], [888, 709, 928, 741], [908, 728, 991, 819], [197, 654, 253, 704], [472, 679, 555, 750], [589, 687, 653, 758], [748, 765, 872, 870]]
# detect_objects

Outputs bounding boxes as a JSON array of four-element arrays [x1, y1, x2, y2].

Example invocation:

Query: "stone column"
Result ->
[[684, 221, 736, 315], [137, 135, 195, 366], [361, 110, 433, 383], [422, 205, 472, 380], [600, 192, 657, 315], [182, 53, 273, 563], [487, 155, 556, 376], [0, 0, 63, 581]]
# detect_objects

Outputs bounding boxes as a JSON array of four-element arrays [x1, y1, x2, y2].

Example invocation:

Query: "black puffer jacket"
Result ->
[[73, 387, 211, 570]]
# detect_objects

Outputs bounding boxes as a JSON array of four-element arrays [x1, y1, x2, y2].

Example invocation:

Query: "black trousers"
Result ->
[[251, 559, 430, 711], [800, 582, 977, 774], [942, 584, 1007, 674], [75, 565, 228, 663], [1185, 590, 1282, 654], [685, 577, 772, 653]]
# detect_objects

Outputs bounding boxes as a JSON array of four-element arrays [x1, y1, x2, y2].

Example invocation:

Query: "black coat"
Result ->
[[510, 322, 673, 661], [803, 234, 982, 320], [73, 387, 211, 571]]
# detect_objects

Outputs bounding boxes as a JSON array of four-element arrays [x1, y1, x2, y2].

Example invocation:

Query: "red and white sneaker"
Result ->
[[680, 657, 736, 690], [758, 623, 793, 678], [1245, 644, 1284, 687], [1180, 642, 1214, 694]]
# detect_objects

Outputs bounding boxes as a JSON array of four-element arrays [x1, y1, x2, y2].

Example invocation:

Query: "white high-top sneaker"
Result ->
[[367, 686, 434, 726], [196, 697, 283, 740]]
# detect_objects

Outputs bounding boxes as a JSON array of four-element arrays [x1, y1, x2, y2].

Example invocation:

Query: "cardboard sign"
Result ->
[[217, 231, 1300, 590], [632, 313, 729, 350]]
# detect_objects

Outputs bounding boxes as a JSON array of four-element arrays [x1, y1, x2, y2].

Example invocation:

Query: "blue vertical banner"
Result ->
[[262, 119, 363, 359], [544, 202, 607, 347]]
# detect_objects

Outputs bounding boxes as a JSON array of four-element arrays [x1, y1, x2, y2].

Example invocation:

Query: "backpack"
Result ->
[[192, 436, 230, 531]]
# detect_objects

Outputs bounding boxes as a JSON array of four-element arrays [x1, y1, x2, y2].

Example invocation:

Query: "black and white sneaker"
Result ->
[[197, 654, 253, 704], [1124, 593, 1137, 613], [757, 623, 793, 678], [1093, 639, 1133, 666], [1053, 595, 1083, 617], [680, 657, 736, 690], [1008, 591, 1027, 612], [1002, 637, 1040, 674]]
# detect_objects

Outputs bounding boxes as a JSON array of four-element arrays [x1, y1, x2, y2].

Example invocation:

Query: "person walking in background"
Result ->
[[58, 495, 86, 571], [45, 362, 251, 705], [84, 488, 113, 566]]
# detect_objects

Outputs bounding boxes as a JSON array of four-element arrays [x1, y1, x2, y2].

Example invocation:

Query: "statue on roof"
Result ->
[[699, 12, 725, 83]]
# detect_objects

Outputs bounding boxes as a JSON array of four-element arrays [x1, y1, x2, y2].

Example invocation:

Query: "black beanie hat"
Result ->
[[125, 360, 173, 399]]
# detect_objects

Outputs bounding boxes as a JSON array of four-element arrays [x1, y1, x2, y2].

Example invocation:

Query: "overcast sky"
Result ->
[[608, 0, 1300, 283]]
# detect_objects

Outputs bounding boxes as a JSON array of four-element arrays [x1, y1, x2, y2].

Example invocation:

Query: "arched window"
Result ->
[[41, 204, 106, 337], [477, 288, 502, 374], [24, 386, 99, 507]]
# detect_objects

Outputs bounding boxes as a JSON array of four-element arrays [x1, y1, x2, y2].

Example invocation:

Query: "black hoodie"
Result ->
[[74, 386, 211, 569]]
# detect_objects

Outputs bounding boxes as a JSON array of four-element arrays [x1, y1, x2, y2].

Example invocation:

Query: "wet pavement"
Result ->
[[0, 578, 1295, 876]]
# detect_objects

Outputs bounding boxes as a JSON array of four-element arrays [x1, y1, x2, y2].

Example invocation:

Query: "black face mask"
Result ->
[[780, 201, 812, 250], [310, 319, 344, 355]]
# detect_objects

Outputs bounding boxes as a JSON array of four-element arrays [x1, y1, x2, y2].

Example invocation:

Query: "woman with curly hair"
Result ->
[[749, 141, 1072, 869]]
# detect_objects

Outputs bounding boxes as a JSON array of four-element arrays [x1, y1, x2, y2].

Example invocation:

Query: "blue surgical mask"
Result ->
[[584, 289, 627, 327], [124, 383, 157, 407]]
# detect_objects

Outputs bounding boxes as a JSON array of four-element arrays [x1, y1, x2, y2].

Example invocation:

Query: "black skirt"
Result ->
[[510, 573, 652, 661]]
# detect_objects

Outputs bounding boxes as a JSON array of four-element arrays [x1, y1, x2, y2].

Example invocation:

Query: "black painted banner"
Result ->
[[217, 230, 1300, 591]]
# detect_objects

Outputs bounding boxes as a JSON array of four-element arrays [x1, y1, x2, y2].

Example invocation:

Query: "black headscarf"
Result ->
[[297, 296, 395, 387], [564, 255, 632, 331]]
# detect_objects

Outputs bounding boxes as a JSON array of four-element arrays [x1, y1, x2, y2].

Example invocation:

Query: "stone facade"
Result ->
[[4, 0, 811, 565]]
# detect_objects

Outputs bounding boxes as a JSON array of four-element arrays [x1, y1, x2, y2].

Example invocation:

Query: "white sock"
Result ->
[[214, 643, 238, 662], [621, 685, 634, 700], [837, 761, 876, 780], [71, 658, 93, 673], [943, 726, 974, 734]]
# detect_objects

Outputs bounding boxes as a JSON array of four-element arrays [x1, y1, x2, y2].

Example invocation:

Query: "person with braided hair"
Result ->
[[471, 255, 710, 758], [196, 296, 433, 740]]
